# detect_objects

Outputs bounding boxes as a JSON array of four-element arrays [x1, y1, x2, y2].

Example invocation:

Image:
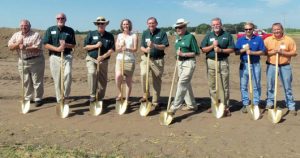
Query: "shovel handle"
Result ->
[[166, 48, 180, 111], [274, 52, 279, 110], [247, 54, 254, 104]]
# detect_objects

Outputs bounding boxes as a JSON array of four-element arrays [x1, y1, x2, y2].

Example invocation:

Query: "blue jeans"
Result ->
[[240, 62, 261, 106], [266, 64, 295, 110]]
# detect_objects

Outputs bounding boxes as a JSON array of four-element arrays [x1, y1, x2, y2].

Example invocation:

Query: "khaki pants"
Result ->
[[206, 58, 230, 107], [170, 59, 196, 112], [18, 55, 45, 101], [86, 58, 109, 100], [50, 54, 72, 103], [140, 55, 164, 104]]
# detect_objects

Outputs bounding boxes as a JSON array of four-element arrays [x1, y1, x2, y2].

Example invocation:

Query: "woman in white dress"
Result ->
[[115, 19, 138, 101]]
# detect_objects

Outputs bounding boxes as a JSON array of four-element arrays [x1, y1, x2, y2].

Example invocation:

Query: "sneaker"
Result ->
[[181, 104, 198, 111], [35, 100, 43, 107], [240, 106, 248, 114]]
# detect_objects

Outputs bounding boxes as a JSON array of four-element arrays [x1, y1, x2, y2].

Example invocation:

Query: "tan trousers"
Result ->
[[49, 54, 72, 103], [170, 59, 197, 112], [140, 55, 164, 104], [206, 58, 230, 107], [86, 58, 109, 100], [18, 55, 45, 101]]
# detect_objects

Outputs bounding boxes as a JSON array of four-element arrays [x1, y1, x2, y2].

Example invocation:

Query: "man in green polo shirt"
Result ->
[[200, 17, 235, 116], [43, 13, 76, 103], [83, 16, 115, 103], [168, 18, 200, 115], [140, 17, 169, 108]]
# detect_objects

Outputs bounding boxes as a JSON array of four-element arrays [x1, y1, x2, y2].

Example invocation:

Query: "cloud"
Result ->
[[259, 0, 290, 7]]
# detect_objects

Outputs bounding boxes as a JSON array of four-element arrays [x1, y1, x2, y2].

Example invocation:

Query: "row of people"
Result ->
[[8, 13, 297, 117]]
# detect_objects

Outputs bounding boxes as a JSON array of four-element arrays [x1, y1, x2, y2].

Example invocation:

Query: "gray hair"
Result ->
[[211, 17, 222, 25]]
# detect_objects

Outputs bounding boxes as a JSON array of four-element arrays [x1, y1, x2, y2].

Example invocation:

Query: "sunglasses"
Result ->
[[244, 28, 253, 31], [56, 17, 65, 20], [176, 26, 184, 29], [97, 23, 105, 26]]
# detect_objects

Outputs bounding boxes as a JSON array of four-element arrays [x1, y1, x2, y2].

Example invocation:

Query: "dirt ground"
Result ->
[[0, 30, 300, 157]]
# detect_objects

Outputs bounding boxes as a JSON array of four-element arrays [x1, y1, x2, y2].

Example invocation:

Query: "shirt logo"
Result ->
[[51, 31, 56, 34], [156, 37, 160, 39], [223, 37, 227, 40]]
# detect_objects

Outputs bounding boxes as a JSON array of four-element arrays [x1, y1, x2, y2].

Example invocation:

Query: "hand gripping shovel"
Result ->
[[56, 51, 69, 118], [159, 51, 179, 126], [116, 49, 128, 115], [268, 50, 282, 124], [246, 53, 260, 120], [89, 48, 103, 116], [19, 49, 30, 114], [139, 51, 152, 116], [212, 49, 225, 118]]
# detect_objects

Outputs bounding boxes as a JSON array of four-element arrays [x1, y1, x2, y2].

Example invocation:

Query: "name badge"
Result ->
[[209, 38, 215, 42], [51, 31, 56, 34], [93, 36, 99, 40], [145, 38, 150, 42], [280, 44, 286, 49], [156, 37, 160, 39], [242, 44, 249, 49]]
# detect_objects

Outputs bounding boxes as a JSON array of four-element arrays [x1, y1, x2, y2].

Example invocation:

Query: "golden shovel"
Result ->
[[268, 50, 282, 124], [139, 51, 152, 116], [159, 56, 178, 126], [246, 53, 260, 120], [19, 49, 30, 114], [89, 48, 103, 116], [116, 48, 128, 115], [56, 51, 69, 118], [212, 47, 225, 119]]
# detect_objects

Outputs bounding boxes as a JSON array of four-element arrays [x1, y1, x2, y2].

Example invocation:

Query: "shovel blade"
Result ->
[[56, 103, 69, 118], [89, 101, 103, 116], [19, 100, 30, 114], [212, 103, 225, 119], [115, 100, 128, 115], [159, 111, 173, 126], [247, 105, 260, 120], [139, 102, 152, 116], [268, 109, 283, 124]]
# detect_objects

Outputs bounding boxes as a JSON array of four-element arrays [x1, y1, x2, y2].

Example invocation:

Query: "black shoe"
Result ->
[[35, 100, 43, 107]]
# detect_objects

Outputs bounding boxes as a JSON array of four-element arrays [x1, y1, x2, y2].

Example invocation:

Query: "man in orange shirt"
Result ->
[[264, 23, 297, 116]]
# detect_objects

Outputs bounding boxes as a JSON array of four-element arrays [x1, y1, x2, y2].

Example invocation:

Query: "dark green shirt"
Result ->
[[200, 29, 234, 60], [43, 25, 76, 55], [175, 32, 200, 56], [141, 28, 169, 58], [83, 30, 115, 59]]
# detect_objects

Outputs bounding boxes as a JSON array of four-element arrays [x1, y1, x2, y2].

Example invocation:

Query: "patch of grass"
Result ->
[[0, 144, 123, 158]]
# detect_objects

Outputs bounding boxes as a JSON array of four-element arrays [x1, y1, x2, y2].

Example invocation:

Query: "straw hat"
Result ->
[[173, 18, 189, 28], [93, 16, 109, 25]]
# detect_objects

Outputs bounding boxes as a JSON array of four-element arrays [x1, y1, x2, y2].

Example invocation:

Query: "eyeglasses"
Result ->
[[244, 28, 253, 31], [56, 17, 65, 20], [176, 26, 184, 29], [97, 23, 105, 26]]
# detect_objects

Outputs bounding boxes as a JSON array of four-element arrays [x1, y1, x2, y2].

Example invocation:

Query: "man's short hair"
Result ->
[[211, 17, 222, 25]]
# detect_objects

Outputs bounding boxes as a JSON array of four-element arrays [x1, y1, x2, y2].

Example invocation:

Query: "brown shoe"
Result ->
[[224, 108, 231, 117], [181, 105, 198, 111]]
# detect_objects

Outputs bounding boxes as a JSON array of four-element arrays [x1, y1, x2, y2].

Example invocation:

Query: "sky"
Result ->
[[1, 0, 299, 32]]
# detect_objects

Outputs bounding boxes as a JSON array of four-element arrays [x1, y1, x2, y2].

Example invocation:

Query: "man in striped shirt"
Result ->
[[8, 19, 45, 107]]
